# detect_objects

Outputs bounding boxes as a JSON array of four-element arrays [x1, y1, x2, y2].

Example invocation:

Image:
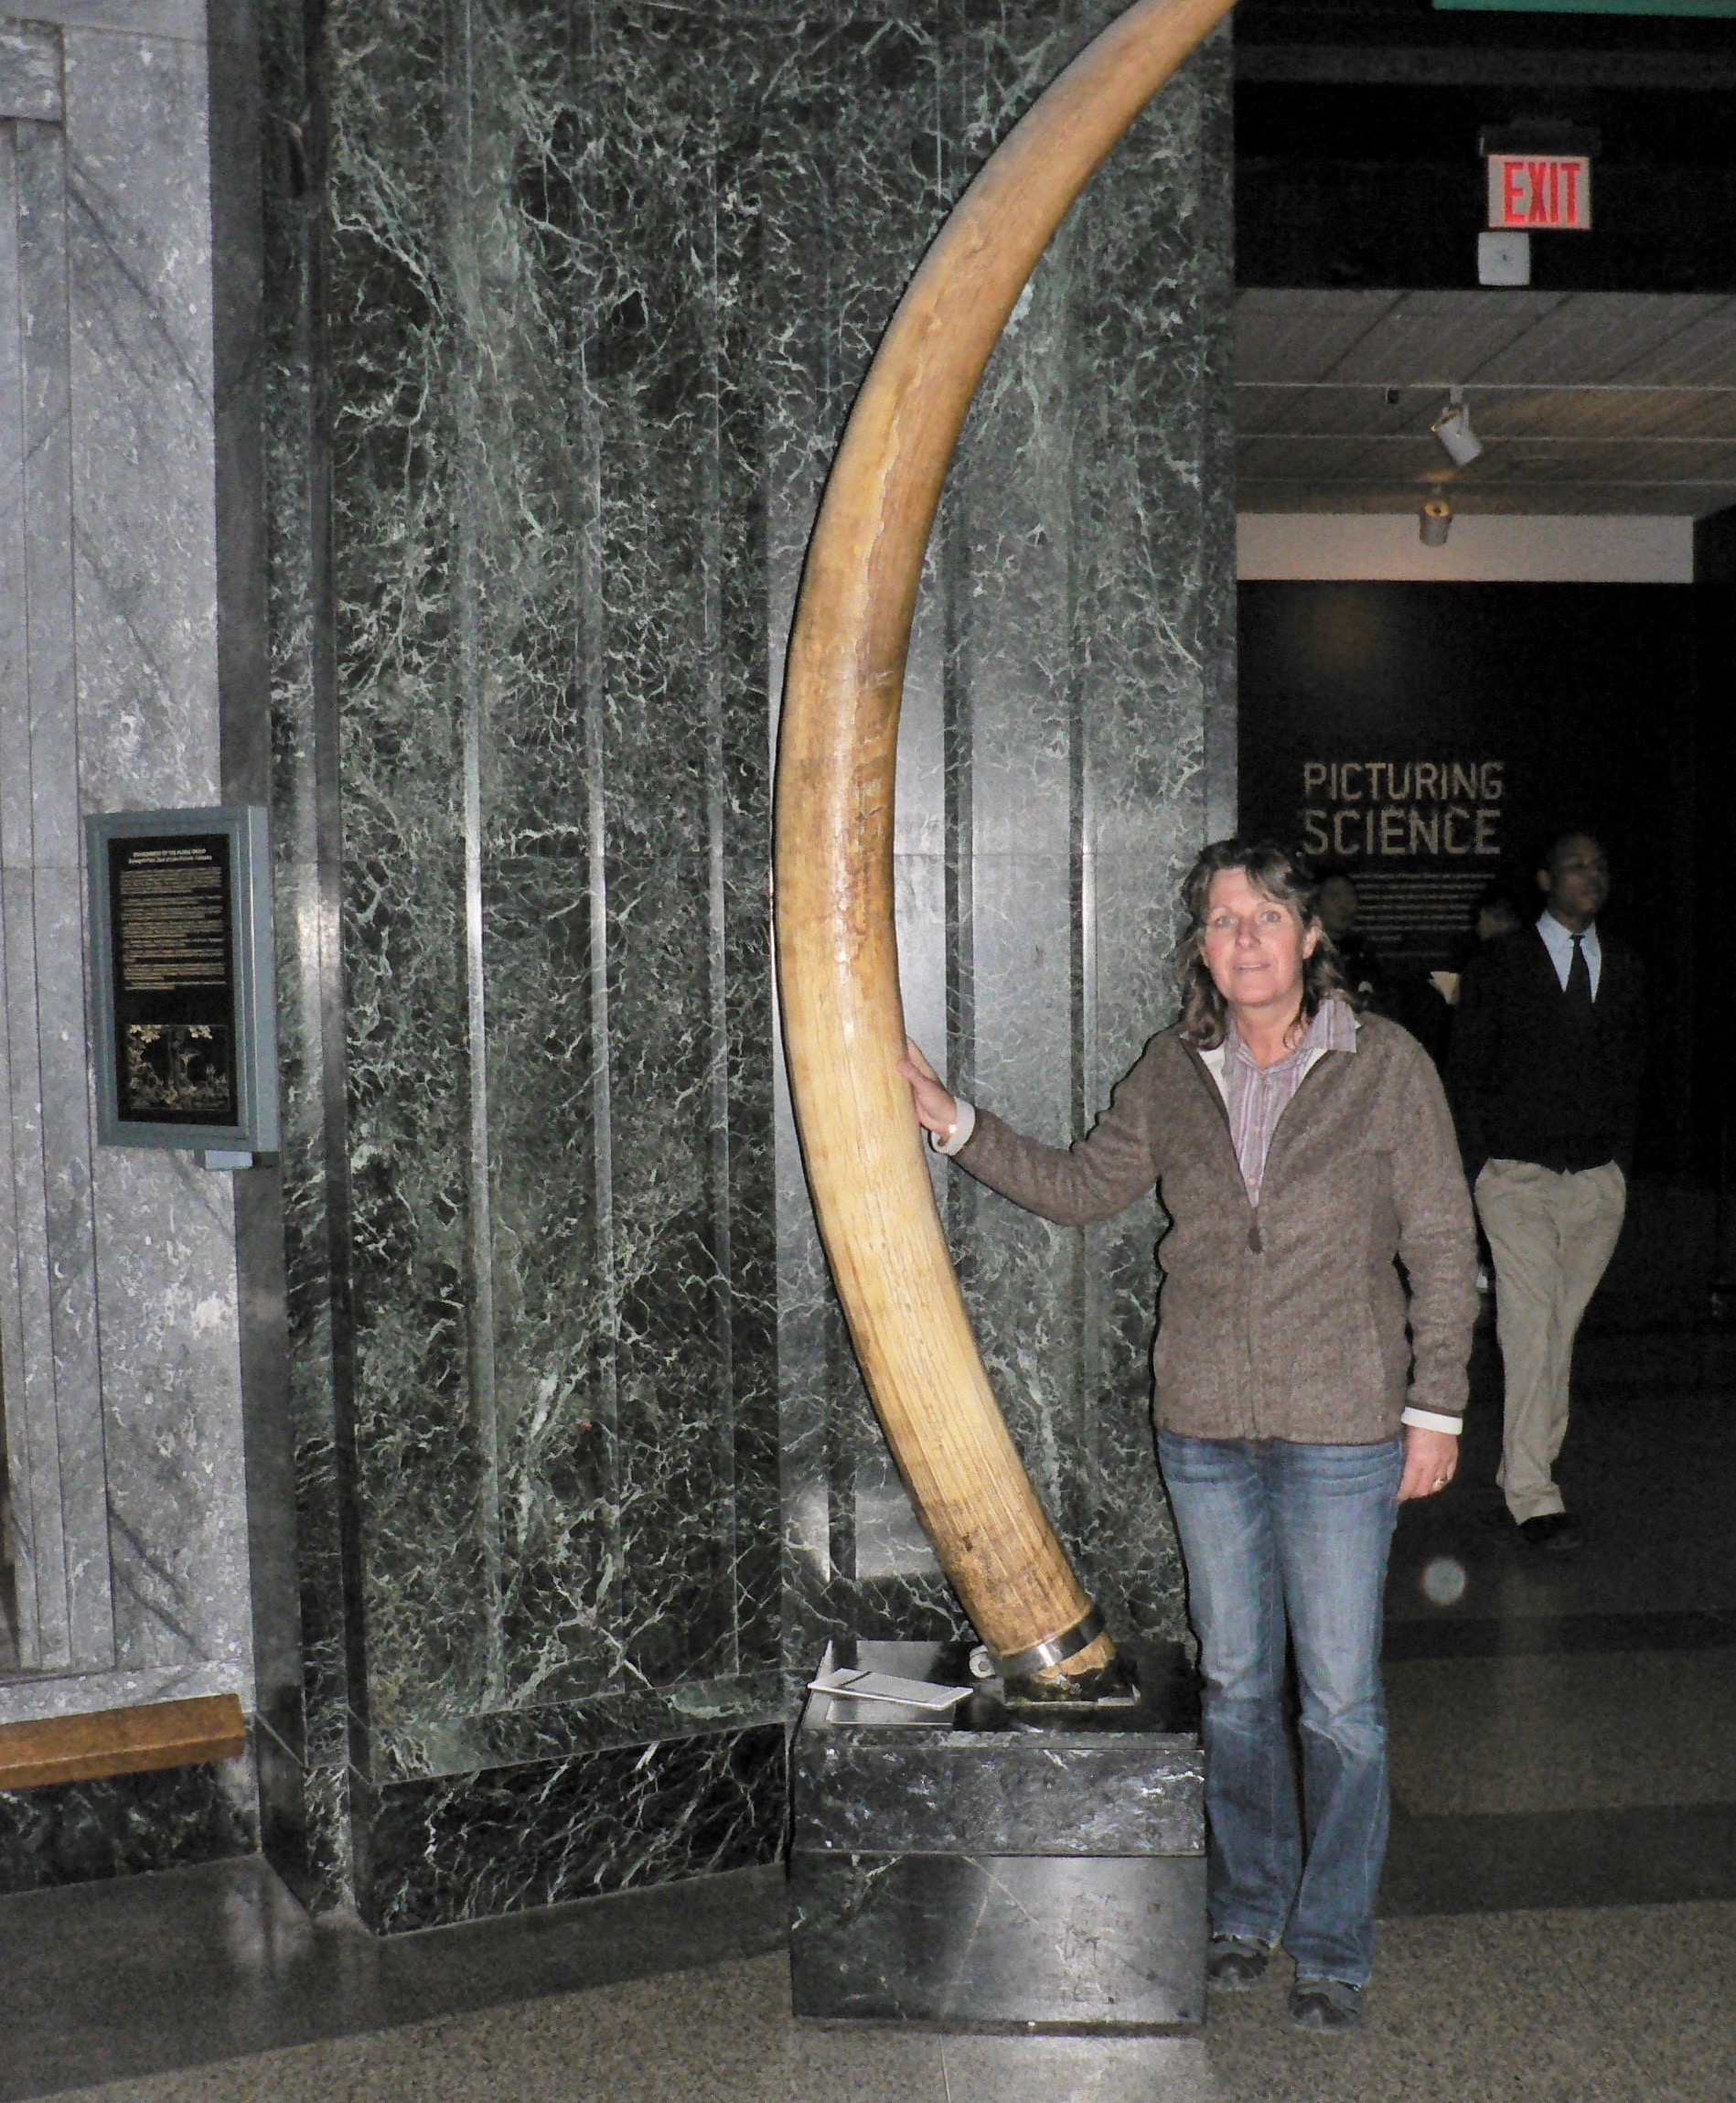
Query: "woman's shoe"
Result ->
[[1289, 1976, 1363, 2033], [1205, 1936, 1270, 1989]]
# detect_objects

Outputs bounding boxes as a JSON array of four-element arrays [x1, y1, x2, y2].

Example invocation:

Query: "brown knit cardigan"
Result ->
[[952, 1014, 1477, 1444]]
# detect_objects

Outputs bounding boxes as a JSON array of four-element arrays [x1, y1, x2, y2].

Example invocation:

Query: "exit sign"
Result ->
[[1487, 156, 1591, 231]]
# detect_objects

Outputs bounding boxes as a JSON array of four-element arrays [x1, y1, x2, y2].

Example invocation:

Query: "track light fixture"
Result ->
[[1431, 388, 1484, 469], [1419, 499, 1452, 548]]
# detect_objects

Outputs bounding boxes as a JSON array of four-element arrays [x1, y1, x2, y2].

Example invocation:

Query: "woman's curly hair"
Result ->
[[1174, 839, 1358, 1050]]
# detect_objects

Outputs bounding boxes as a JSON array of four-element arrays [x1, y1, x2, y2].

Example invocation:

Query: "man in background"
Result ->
[[1317, 864, 1457, 1063], [1316, 868, 1388, 1011], [1471, 885, 1525, 949], [1448, 834, 1645, 1550]]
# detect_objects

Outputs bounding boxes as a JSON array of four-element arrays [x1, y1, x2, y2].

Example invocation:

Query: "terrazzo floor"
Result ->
[[5, 1300, 1732, 2102], [31, 1905, 1736, 2103]]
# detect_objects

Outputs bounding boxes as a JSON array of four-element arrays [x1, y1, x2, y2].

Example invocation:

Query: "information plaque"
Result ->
[[87, 808, 279, 1161]]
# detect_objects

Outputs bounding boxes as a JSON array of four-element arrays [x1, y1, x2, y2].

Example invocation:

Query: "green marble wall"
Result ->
[[259, 0, 1232, 1927]]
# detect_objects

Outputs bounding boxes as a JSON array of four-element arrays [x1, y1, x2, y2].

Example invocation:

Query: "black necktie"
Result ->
[[1565, 934, 1593, 1014]]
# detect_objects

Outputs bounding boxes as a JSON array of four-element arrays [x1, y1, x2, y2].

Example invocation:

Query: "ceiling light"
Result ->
[[1431, 389, 1484, 468], [1420, 499, 1452, 548]]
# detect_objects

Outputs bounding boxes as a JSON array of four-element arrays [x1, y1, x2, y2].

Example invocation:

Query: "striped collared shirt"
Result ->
[[1221, 996, 1358, 1206]]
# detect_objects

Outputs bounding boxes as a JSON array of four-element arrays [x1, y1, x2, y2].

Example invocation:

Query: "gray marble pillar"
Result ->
[[0, 0, 260, 1896], [0, 1, 254, 1731]]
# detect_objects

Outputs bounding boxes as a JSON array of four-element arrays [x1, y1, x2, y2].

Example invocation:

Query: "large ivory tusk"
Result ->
[[775, 0, 1237, 1684]]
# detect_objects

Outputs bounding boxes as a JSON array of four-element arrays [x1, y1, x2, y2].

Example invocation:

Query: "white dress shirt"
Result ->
[[1536, 911, 1602, 999]]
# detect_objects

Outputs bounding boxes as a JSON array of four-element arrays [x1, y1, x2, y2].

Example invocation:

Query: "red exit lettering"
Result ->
[[1487, 155, 1591, 232]]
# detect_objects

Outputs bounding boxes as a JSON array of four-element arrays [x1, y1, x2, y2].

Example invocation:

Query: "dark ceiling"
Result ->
[[1229, 0, 1736, 513], [1234, 0, 1736, 295]]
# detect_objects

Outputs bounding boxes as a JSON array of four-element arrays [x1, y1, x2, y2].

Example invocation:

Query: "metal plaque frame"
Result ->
[[85, 806, 279, 1156]]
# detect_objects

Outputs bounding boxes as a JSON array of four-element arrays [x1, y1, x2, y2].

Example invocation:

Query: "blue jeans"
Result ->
[[1157, 1432, 1403, 1989]]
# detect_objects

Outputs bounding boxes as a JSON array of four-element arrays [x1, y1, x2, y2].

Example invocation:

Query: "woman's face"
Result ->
[[1200, 869, 1318, 1018]]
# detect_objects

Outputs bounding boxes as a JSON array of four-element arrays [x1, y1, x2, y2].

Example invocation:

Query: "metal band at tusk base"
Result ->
[[991, 1604, 1106, 1679]]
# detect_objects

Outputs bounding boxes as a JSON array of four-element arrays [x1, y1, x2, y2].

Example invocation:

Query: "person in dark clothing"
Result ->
[[1439, 880, 1525, 993], [1446, 833, 1645, 1550], [1316, 871, 1388, 1011], [1470, 882, 1526, 953], [1318, 865, 1452, 1064]]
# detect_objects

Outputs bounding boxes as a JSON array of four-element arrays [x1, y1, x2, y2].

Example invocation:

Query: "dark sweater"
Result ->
[[1447, 925, 1645, 1177]]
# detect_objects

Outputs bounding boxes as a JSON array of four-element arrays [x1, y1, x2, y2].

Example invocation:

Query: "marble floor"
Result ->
[[13, 1906, 1735, 2103], [5, 1308, 1733, 2103]]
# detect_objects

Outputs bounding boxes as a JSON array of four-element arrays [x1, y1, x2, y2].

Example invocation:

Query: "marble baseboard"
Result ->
[[353, 1722, 788, 1934], [263, 1744, 357, 1922], [367, 1675, 788, 1784], [0, 1754, 256, 1899], [252, 1713, 342, 1915]]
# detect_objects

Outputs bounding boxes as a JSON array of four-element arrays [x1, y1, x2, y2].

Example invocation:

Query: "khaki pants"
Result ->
[[1474, 1158, 1626, 1524]]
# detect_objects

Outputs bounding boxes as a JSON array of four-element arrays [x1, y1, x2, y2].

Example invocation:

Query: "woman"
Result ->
[[900, 840, 1476, 2035]]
